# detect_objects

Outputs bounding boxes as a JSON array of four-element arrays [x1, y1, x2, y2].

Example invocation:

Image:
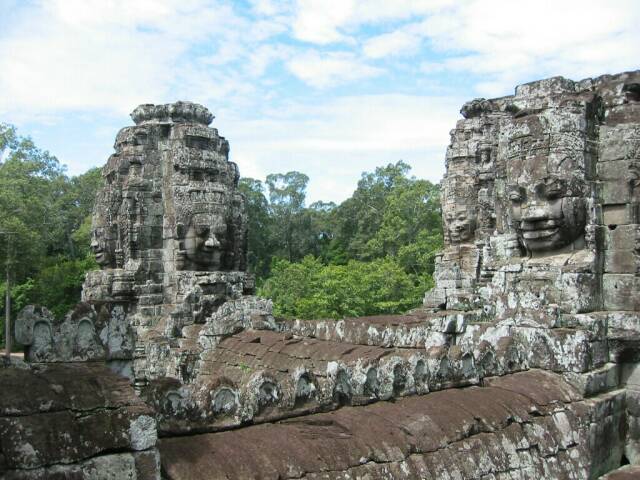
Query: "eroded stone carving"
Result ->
[[443, 204, 477, 244], [425, 72, 640, 322], [18, 102, 257, 394], [503, 107, 593, 255]]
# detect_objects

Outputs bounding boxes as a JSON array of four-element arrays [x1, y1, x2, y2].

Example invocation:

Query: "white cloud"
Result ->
[[243, 44, 293, 77], [418, 0, 640, 95], [418, 61, 446, 74], [288, 0, 640, 99], [350, 0, 455, 23], [2, 0, 638, 202], [286, 51, 382, 88], [250, 0, 294, 17], [363, 30, 422, 59], [222, 94, 462, 202], [322, 0, 640, 98], [0, 0, 285, 118], [291, 0, 454, 44], [292, 0, 355, 44], [5, 0, 636, 118]]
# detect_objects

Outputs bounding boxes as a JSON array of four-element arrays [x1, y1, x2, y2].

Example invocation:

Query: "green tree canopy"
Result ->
[[259, 255, 430, 320], [330, 161, 414, 262], [247, 161, 443, 320], [1, 124, 101, 346], [0, 123, 67, 280], [239, 177, 274, 279], [265, 171, 310, 262]]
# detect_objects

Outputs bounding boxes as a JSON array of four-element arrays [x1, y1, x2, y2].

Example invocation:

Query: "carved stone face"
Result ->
[[183, 214, 229, 269], [90, 226, 114, 267], [508, 175, 587, 252], [445, 207, 477, 243], [504, 112, 590, 253]]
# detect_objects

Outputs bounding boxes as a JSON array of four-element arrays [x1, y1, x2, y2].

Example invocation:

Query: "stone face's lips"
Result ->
[[449, 229, 472, 242], [202, 248, 222, 259], [198, 248, 222, 267], [520, 219, 560, 231], [92, 248, 106, 264], [520, 218, 562, 240], [522, 227, 559, 240]]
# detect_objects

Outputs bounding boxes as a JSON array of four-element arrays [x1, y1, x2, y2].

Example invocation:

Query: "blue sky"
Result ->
[[1, 0, 638, 203]]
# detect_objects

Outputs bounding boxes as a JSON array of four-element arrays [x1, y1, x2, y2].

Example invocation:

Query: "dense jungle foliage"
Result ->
[[0, 123, 443, 347], [244, 164, 443, 318]]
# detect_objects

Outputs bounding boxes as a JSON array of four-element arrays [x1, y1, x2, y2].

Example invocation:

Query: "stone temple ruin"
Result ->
[[2, 70, 640, 479]]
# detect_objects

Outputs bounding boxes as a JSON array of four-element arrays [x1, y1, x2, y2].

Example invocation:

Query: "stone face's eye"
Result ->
[[134, 133, 148, 146], [508, 187, 524, 203], [545, 187, 561, 199], [542, 178, 566, 200]]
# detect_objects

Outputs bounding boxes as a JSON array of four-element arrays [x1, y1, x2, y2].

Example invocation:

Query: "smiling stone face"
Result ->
[[90, 226, 113, 267], [444, 206, 477, 244], [183, 214, 230, 270], [90, 201, 119, 268], [508, 175, 587, 252], [504, 113, 590, 254]]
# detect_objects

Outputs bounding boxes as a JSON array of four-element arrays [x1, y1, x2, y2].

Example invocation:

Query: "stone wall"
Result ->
[[160, 370, 624, 479], [0, 362, 159, 479]]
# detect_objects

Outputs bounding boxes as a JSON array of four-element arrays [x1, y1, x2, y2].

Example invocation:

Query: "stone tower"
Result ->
[[83, 101, 255, 390], [425, 73, 640, 325]]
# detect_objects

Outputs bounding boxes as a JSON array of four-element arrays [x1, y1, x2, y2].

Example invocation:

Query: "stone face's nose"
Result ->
[[205, 234, 221, 248], [522, 204, 551, 223], [90, 239, 100, 249]]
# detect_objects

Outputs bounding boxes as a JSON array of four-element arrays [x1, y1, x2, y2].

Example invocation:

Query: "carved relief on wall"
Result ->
[[443, 205, 478, 244], [90, 189, 121, 268], [501, 112, 592, 255], [176, 211, 231, 271]]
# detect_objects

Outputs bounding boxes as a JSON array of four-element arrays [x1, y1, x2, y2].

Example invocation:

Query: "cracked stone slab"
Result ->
[[0, 362, 159, 478], [159, 370, 624, 479]]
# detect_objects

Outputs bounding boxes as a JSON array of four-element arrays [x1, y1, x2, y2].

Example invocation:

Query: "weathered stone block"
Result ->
[[603, 274, 640, 310], [607, 311, 640, 332], [563, 363, 619, 396], [599, 124, 640, 162], [561, 312, 607, 339], [1, 453, 141, 480], [560, 272, 601, 314], [0, 363, 159, 478], [583, 390, 627, 478], [605, 249, 638, 273], [600, 465, 640, 479], [605, 224, 640, 251], [603, 204, 633, 226], [599, 179, 631, 205]]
